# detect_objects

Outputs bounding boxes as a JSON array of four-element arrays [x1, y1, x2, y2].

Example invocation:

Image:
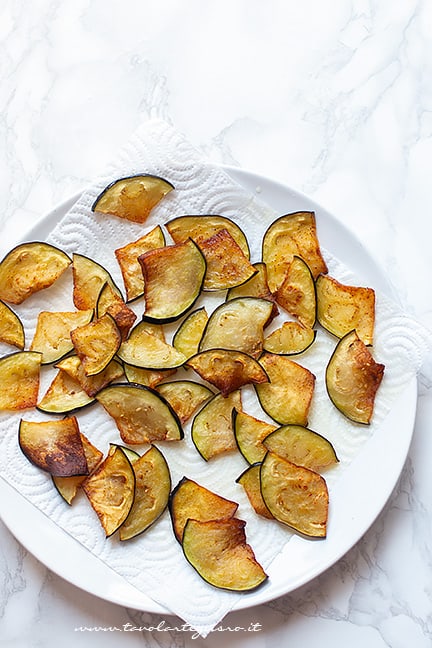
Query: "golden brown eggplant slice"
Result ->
[[325, 330, 384, 424], [227, 262, 279, 321], [0, 300, 25, 349], [255, 353, 315, 426], [30, 310, 93, 364], [70, 313, 122, 376], [156, 380, 214, 424], [72, 253, 122, 311], [172, 307, 208, 360], [236, 464, 274, 519], [166, 214, 250, 258], [262, 211, 328, 290], [199, 297, 274, 359], [96, 383, 183, 445], [260, 451, 329, 537], [169, 477, 239, 543], [139, 239, 206, 323], [262, 425, 339, 471], [19, 416, 88, 477], [118, 320, 186, 370], [233, 409, 277, 465], [96, 282, 137, 341], [37, 369, 95, 414], [124, 363, 177, 389], [182, 517, 268, 591], [263, 321, 316, 355], [115, 225, 166, 302], [316, 274, 376, 345], [0, 242, 71, 305], [197, 228, 256, 291], [92, 174, 174, 224], [0, 351, 41, 411], [55, 355, 124, 397], [191, 390, 242, 461], [82, 445, 135, 537], [186, 348, 268, 396], [275, 256, 316, 328], [119, 445, 171, 541], [53, 433, 103, 505]]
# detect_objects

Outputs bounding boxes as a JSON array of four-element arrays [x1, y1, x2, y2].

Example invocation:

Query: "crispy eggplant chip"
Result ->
[[0, 242, 71, 305], [182, 517, 268, 591], [92, 174, 174, 224], [260, 451, 329, 538], [56, 355, 124, 397], [119, 445, 171, 541], [118, 320, 186, 370], [115, 225, 166, 302], [191, 390, 242, 461], [82, 445, 135, 537], [262, 425, 339, 472], [263, 321, 316, 355], [172, 307, 208, 360], [96, 383, 183, 445], [262, 211, 328, 290], [326, 330, 384, 424], [255, 353, 315, 426], [197, 228, 256, 291], [166, 214, 250, 258], [70, 313, 121, 376], [316, 274, 376, 345], [169, 477, 239, 543], [199, 297, 273, 360], [37, 369, 95, 414], [96, 282, 137, 340], [156, 380, 214, 424], [0, 300, 25, 349], [236, 464, 274, 519], [0, 351, 41, 411], [19, 416, 88, 477], [139, 239, 206, 323], [53, 433, 103, 505], [30, 310, 93, 364], [72, 253, 122, 311], [186, 348, 268, 396], [233, 409, 277, 465], [124, 363, 177, 389], [227, 262, 279, 321], [274, 256, 316, 328]]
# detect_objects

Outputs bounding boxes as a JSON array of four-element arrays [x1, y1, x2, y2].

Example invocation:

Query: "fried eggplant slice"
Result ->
[[227, 262, 279, 321], [82, 445, 135, 537], [186, 349, 268, 396], [0, 351, 41, 411], [92, 174, 174, 224], [262, 425, 339, 471], [70, 313, 121, 376], [262, 212, 328, 290], [118, 320, 186, 370], [115, 225, 166, 302], [37, 369, 95, 414], [274, 256, 316, 328], [236, 464, 273, 519], [56, 355, 124, 397], [119, 445, 171, 541], [263, 321, 316, 355], [191, 390, 242, 461], [182, 517, 268, 591], [30, 310, 93, 364], [0, 242, 71, 305], [0, 300, 25, 349], [19, 416, 88, 477], [199, 297, 274, 359], [326, 330, 384, 424], [169, 477, 239, 543], [260, 451, 329, 537], [316, 274, 376, 345], [96, 282, 137, 340], [72, 253, 122, 311], [166, 215, 250, 259], [139, 239, 206, 323], [197, 228, 256, 291], [255, 353, 315, 426], [156, 380, 214, 424], [233, 410, 277, 465], [172, 307, 208, 360], [124, 363, 177, 389], [53, 433, 103, 505], [96, 383, 183, 445]]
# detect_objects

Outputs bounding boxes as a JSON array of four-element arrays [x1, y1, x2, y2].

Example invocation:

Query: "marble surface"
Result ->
[[1, 1, 431, 646]]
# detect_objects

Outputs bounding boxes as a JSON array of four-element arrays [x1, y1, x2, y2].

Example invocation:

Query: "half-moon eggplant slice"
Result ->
[[0, 351, 41, 411], [0, 300, 25, 349]]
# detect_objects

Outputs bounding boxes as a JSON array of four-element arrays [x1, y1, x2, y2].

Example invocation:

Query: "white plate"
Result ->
[[0, 167, 418, 614]]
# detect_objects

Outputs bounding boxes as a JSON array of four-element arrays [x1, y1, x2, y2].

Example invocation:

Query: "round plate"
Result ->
[[0, 167, 417, 614]]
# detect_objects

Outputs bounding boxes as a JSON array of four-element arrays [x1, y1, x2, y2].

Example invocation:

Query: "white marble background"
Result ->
[[1, 1, 431, 646]]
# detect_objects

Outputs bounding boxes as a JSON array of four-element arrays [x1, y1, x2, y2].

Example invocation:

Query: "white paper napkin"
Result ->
[[0, 119, 431, 637]]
